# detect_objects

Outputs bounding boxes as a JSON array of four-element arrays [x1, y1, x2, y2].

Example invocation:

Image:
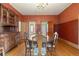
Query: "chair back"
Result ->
[[53, 32, 58, 47], [32, 34, 38, 48]]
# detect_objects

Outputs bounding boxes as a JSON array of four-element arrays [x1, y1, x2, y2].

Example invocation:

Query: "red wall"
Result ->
[[22, 15, 58, 23], [22, 15, 58, 36], [59, 3, 79, 23], [58, 3, 79, 44], [58, 20, 78, 44]]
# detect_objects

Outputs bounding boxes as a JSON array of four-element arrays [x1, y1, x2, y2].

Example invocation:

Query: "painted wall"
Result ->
[[58, 20, 78, 44], [57, 3, 79, 44], [22, 15, 58, 36], [59, 3, 79, 23]]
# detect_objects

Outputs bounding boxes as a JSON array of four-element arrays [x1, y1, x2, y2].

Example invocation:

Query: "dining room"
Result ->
[[0, 3, 79, 56]]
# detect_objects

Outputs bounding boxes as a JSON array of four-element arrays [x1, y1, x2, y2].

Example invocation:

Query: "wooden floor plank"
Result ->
[[6, 39, 79, 56]]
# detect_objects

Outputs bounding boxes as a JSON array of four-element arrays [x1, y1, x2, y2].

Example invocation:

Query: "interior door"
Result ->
[[41, 22, 48, 36], [29, 22, 36, 38]]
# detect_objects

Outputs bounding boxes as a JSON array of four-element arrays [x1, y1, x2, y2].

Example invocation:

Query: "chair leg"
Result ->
[[52, 47, 57, 56], [25, 48, 28, 56], [25, 49, 30, 56], [25, 49, 27, 56], [30, 49, 31, 56]]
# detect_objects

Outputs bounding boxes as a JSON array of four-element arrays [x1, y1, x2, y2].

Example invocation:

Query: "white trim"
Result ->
[[61, 39, 79, 49]]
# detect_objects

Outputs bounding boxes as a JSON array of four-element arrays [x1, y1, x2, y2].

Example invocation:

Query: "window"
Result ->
[[19, 21, 21, 32]]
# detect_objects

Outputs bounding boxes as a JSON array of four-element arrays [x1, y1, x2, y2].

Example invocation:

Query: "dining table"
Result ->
[[26, 33, 50, 56]]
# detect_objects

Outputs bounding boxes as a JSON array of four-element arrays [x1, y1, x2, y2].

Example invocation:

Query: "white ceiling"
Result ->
[[10, 3, 72, 15]]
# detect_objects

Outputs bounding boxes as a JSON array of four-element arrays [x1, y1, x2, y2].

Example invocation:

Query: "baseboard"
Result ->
[[60, 38, 79, 49]]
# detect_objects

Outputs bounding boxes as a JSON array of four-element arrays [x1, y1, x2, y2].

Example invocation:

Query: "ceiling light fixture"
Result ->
[[36, 3, 48, 9]]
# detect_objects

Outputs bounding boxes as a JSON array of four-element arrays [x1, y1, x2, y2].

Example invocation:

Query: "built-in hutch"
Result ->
[[0, 4, 19, 53]]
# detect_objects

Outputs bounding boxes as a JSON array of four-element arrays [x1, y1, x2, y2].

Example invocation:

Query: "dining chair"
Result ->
[[47, 32, 58, 55], [33, 43, 38, 56], [47, 36, 53, 52], [32, 34, 39, 56], [25, 37, 32, 56], [24, 32, 31, 56], [25, 33, 38, 56], [52, 32, 58, 52], [42, 42, 47, 56], [41, 35, 47, 56]]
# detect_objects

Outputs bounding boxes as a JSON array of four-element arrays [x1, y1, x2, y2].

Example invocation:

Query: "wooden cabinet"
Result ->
[[1, 6, 8, 25], [0, 33, 17, 52], [0, 4, 19, 32], [8, 10, 16, 26], [0, 4, 8, 25], [0, 3, 19, 53], [0, 4, 18, 26]]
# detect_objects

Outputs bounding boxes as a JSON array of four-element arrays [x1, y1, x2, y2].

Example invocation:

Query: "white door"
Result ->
[[41, 22, 48, 36], [41, 22, 48, 42], [29, 22, 36, 38]]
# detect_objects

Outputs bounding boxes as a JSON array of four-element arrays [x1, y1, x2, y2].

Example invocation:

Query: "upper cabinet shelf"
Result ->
[[0, 4, 19, 27]]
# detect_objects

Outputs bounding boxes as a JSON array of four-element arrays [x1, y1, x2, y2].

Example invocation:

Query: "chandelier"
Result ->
[[36, 3, 48, 9]]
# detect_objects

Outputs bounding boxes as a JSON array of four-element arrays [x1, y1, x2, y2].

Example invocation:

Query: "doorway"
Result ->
[[41, 21, 48, 42], [41, 21, 48, 36], [29, 22, 36, 38]]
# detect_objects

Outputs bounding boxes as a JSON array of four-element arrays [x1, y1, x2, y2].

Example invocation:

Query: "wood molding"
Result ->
[[57, 20, 78, 44], [60, 38, 79, 49]]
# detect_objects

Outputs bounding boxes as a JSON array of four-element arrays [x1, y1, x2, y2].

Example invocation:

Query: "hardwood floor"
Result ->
[[5, 39, 79, 56], [55, 40, 79, 56]]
